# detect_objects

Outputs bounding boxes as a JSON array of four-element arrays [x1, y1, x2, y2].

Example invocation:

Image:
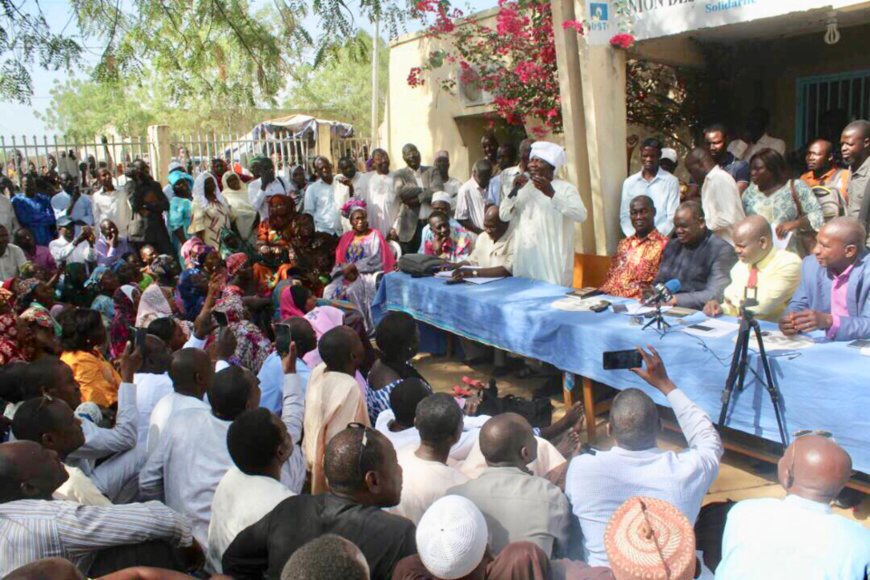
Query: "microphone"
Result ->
[[648, 279, 681, 304]]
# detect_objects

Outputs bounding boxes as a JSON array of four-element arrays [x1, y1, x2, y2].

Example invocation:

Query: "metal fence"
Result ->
[[170, 131, 311, 176], [331, 137, 373, 169], [0, 135, 151, 184]]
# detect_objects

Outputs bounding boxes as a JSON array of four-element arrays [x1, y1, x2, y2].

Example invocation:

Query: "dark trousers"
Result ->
[[399, 221, 423, 256], [88, 540, 186, 577]]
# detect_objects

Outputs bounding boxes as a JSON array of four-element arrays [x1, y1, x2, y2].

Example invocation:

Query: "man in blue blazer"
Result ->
[[780, 217, 870, 341]]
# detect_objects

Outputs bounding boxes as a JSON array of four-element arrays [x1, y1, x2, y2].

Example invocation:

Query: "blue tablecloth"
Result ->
[[373, 272, 870, 473]]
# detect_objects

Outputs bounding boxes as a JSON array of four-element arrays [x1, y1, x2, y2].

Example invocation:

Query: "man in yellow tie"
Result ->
[[703, 215, 802, 321]]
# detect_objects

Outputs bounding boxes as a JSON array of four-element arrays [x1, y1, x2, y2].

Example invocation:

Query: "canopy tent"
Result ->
[[248, 114, 354, 141]]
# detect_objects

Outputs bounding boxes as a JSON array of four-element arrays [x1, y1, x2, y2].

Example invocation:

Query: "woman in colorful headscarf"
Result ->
[[214, 293, 273, 374], [189, 172, 231, 249], [136, 283, 180, 327], [18, 306, 61, 362], [148, 254, 180, 287], [167, 171, 194, 254], [291, 213, 338, 295], [0, 288, 24, 365], [323, 201, 396, 332], [222, 171, 258, 243], [85, 266, 121, 329], [279, 284, 346, 339], [256, 195, 299, 282], [109, 285, 141, 360]]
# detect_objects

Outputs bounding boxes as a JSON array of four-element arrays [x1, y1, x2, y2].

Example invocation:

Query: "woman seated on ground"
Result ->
[[366, 311, 431, 425], [85, 265, 121, 330], [0, 289, 23, 366], [222, 171, 258, 244], [423, 210, 472, 262], [323, 201, 395, 332], [109, 284, 141, 360], [291, 213, 338, 295], [189, 171, 232, 249], [214, 293, 274, 374], [55, 263, 91, 308], [17, 306, 61, 362], [257, 194, 299, 282], [279, 284, 346, 339], [59, 308, 122, 407]]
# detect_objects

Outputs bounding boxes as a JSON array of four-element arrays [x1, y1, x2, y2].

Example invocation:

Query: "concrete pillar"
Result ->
[[316, 124, 333, 160], [147, 125, 172, 184]]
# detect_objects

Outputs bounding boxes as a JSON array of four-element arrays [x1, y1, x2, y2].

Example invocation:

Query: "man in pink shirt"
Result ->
[[780, 217, 870, 341]]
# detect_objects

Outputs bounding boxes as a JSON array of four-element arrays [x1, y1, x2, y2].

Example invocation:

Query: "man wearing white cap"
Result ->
[[499, 141, 587, 287], [620, 137, 680, 238], [418, 191, 470, 253]]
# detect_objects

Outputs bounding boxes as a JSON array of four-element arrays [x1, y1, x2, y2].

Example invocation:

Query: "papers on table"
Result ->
[[681, 318, 740, 339], [551, 296, 610, 312], [434, 267, 506, 285], [773, 231, 792, 251], [622, 302, 673, 316], [740, 331, 815, 352]]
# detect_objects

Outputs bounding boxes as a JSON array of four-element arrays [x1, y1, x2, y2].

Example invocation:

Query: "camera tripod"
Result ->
[[642, 301, 671, 332], [717, 302, 789, 451]]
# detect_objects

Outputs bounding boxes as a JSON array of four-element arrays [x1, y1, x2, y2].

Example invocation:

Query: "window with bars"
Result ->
[[795, 69, 870, 148]]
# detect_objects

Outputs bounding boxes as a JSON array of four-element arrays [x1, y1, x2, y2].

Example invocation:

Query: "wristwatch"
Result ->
[[472, 270, 479, 278]]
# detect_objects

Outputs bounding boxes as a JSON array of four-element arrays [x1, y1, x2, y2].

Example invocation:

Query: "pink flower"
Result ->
[[610, 33, 636, 49], [562, 20, 584, 34], [407, 67, 425, 88]]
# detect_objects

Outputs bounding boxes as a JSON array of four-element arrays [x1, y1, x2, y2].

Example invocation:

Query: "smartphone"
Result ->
[[134, 327, 148, 358], [213, 311, 229, 328], [603, 349, 643, 370], [847, 339, 870, 348], [688, 324, 714, 332], [568, 287, 603, 299], [275, 323, 293, 356], [612, 303, 628, 314]]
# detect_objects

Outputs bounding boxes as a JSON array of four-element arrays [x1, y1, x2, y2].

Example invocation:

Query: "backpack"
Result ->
[[398, 253, 448, 277], [476, 380, 553, 428]]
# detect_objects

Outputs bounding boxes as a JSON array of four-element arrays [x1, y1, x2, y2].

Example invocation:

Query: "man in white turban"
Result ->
[[499, 142, 587, 286]]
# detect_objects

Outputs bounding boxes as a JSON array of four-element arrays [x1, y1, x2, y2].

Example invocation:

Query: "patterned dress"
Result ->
[[599, 230, 669, 299], [423, 228, 473, 262], [742, 179, 824, 256]]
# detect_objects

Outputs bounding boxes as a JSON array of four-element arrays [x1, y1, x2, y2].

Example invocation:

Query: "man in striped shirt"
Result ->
[[0, 441, 194, 576]]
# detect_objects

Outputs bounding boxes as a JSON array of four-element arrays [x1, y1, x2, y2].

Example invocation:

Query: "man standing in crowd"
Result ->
[[840, 119, 870, 246], [730, 107, 787, 160], [363, 149, 399, 240], [653, 201, 738, 310], [566, 347, 723, 567], [455, 159, 494, 235], [393, 143, 444, 254], [92, 167, 132, 239], [481, 133, 499, 168], [704, 215, 802, 322], [499, 138, 534, 201], [486, 143, 517, 205], [684, 147, 745, 245], [600, 195, 669, 299], [704, 124, 751, 194], [619, 138, 680, 237], [0, 224, 27, 280], [780, 216, 870, 340], [248, 155, 290, 220], [125, 160, 173, 256], [802, 139, 850, 221], [716, 435, 870, 578], [499, 141, 587, 287], [303, 156, 343, 237], [12, 174, 55, 247], [433, 150, 462, 204]]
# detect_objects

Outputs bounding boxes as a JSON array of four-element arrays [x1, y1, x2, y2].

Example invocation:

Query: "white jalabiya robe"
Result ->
[[499, 178, 587, 287], [362, 172, 399, 238]]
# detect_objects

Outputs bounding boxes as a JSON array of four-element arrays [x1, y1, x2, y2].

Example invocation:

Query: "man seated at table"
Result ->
[[599, 195, 668, 299], [450, 205, 515, 281], [652, 201, 737, 310], [716, 434, 870, 579], [565, 346, 723, 567], [779, 216, 870, 341], [703, 215, 802, 322]]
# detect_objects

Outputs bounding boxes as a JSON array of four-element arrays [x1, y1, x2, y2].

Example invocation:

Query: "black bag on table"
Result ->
[[398, 253, 448, 277]]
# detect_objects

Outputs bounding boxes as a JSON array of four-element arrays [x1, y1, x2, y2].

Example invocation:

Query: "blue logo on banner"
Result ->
[[590, 2, 609, 21]]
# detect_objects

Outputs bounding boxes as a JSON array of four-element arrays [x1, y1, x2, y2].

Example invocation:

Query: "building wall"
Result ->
[[387, 10, 500, 181]]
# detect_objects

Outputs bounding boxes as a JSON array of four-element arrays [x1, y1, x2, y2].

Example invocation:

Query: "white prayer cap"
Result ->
[[530, 141, 567, 170], [661, 147, 678, 164], [434, 150, 450, 161], [168, 161, 183, 172], [416, 496, 488, 579], [431, 191, 452, 205]]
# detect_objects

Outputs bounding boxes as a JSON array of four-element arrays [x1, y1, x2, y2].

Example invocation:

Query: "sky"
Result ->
[[6, 0, 494, 137]]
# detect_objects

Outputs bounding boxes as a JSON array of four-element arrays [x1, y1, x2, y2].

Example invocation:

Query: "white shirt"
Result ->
[[459, 435, 565, 480], [0, 243, 27, 281], [206, 467, 295, 573], [55, 465, 112, 506], [133, 373, 175, 444], [248, 176, 289, 220], [700, 165, 745, 246], [49, 237, 96, 265], [387, 446, 469, 525], [499, 179, 587, 287], [443, 177, 462, 206], [375, 409, 489, 462], [468, 225, 515, 272], [499, 166, 523, 201], [362, 172, 399, 237], [565, 389, 723, 567], [91, 187, 132, 237], [140, 407, 234, 547], [620, 168, 680, 237], [455, 177, 490, 230], [716, 494, 870, 580], [147, 391, 210, 456], [303, 179, 342, 236], [0, 193, 21, 235], [728, 133, 787, 161]]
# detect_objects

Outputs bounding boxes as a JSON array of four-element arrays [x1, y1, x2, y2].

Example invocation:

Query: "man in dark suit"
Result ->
[[392, 144, 444, 255], [780, 217, 870, 341]]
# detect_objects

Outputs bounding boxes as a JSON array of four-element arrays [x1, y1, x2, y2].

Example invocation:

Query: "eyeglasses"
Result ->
[[787, 430, 834, 488], [348, 422, 370, 478]]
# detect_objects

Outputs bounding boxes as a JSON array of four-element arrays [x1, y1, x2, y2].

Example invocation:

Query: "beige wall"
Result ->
[[387, 10, 500, 181]]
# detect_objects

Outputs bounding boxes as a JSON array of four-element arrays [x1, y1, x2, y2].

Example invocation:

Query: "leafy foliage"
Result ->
[[626, 60, 702, 147]]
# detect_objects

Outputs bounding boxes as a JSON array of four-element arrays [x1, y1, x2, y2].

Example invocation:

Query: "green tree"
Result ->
[[284, 32, 388, 137]]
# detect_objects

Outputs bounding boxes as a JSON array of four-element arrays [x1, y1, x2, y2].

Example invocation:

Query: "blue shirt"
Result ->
[[619, 168, 680, 237], [486, 175, 502, 207], [717, 494, 870, 579], [257, 352, 311, 416], [12, 194, 56, 246]]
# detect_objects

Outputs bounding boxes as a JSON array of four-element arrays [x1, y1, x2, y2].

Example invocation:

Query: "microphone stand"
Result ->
[[642, 300, 671, 332], [717, 299, 789, 452]]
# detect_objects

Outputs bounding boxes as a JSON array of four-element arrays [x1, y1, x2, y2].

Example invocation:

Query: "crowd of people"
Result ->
[[0, 114, 868, 580]]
